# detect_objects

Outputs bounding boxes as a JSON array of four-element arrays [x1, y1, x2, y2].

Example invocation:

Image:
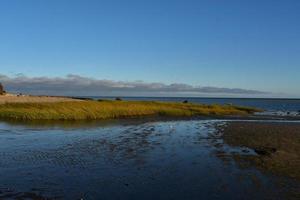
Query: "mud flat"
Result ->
[[222, 122, 300, 181]]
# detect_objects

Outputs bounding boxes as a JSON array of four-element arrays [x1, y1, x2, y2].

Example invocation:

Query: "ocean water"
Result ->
[[0, 119, 299, 200]]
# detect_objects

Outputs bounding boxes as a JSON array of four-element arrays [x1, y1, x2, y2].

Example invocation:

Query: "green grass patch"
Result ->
[[0, 100, 261, 121]]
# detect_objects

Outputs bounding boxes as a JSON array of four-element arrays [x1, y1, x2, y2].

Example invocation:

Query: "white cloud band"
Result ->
[[0, 74, 269, 97]]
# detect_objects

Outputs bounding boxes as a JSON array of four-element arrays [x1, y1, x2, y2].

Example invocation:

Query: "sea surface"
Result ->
[[0, 119, 299, 200], [86, 97, 300, 116]]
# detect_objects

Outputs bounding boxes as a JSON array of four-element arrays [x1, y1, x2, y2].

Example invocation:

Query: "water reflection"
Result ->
[[0, 116, 199, 129], [0, 119, 298, 199]]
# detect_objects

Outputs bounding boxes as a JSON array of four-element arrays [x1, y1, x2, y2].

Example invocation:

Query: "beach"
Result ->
[[1, 0, 299, 199], [0, 96, 299, 199], [0, 94, 81, 104]]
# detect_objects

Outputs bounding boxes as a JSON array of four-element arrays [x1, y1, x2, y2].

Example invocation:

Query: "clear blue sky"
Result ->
[[0, 0, 299, 97]]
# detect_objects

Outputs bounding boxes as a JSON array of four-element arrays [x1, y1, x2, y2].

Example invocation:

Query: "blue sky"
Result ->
[[0, 0, 299, 97]]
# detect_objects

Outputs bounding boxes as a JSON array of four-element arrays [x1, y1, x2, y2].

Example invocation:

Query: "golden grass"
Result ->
[[0, 100, 261, 121]]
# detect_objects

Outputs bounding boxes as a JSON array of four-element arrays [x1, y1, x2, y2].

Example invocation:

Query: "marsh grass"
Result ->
[[0, 100, 260, 121]]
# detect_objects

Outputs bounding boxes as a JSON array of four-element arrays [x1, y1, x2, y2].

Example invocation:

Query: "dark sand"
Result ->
[[222, 122, 300, 180]]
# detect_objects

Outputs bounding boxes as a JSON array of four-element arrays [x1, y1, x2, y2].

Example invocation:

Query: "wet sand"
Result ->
[[221, 122, 300, 180]]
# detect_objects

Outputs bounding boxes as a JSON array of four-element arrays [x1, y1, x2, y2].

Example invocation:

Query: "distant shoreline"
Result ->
[[69, 95, 300, 101], [3, 94, 300, 101]]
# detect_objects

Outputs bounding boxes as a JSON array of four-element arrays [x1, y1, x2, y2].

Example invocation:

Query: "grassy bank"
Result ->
[[0, 100, 260, 121]]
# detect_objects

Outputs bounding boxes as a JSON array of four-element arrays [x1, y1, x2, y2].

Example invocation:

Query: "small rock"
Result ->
[[241, 149, 250, 153], [254, 147, 277, 156]]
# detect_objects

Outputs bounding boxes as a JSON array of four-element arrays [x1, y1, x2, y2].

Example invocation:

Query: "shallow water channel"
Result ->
[[0, 119, 298, 199]]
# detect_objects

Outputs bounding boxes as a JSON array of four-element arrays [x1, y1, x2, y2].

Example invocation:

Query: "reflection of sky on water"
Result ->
[[0, 120, 298, 199]]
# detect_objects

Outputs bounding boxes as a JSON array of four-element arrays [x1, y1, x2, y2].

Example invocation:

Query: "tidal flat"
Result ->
[[221, 122, 300, 181], [0, 119, 299, 199]]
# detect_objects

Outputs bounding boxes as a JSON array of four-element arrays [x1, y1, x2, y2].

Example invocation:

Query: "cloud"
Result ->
[[0, 74, 270, 97]]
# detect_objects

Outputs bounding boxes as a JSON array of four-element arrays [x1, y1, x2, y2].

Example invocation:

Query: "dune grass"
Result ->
[[0, 100, 261, 121]]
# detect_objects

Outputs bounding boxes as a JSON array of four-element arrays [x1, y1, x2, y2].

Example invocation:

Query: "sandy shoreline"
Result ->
[[0, 94, 80, 104]]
